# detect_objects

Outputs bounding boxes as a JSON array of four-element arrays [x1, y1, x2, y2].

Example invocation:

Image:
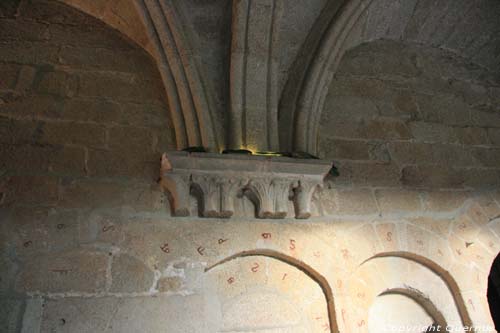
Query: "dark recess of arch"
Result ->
[[205, 249, 338, 333], [488, 253, 500, 331]]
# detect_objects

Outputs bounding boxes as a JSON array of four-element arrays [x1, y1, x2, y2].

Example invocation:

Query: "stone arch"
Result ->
[[56, 0, 221, 151], [378, 288, 448, 329], [346, 251, 472, 332], [281, 0, 500, 154], [205, 249, 338, 333]]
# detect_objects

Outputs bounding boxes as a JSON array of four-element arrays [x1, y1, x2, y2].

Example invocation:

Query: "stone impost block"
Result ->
[[160, 152, 332, 219]]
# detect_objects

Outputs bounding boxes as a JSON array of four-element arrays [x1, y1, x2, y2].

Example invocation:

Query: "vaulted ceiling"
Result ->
[[57, 0, 500, 154]]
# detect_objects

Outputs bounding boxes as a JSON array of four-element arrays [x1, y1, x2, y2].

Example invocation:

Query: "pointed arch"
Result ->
[[205, 249, 339, 333]]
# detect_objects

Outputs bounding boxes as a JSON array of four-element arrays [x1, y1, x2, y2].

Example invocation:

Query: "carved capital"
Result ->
[[293, 180, 323, 219], [160, 152, 332, 219], [246, 178, 292, 219]]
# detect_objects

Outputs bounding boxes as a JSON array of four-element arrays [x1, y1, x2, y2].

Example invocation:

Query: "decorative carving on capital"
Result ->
[[293, 180, 323, 219], [159, 152, 332, 219]]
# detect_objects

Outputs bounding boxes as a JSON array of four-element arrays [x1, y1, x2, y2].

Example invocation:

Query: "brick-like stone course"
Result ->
[[320, 40, 500, 189]]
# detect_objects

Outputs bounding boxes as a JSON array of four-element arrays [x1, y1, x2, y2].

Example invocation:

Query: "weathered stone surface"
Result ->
[[16, 249, 108, 293], [110, 254, 154, 293], [0, 297, 24, 332], [335, 188, 378, 215], [3, 175, 59, 206], [375, 189, 422, 214], [41, 295, 206, 332]]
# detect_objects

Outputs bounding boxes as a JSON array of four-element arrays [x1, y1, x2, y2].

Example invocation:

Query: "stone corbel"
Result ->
[[245, 178, 292, 219], [292, 180, 323, 219], [159, 152, 332, 219]]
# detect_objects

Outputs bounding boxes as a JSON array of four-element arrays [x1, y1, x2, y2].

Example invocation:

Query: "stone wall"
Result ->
[[319, 40, 500, 189], [0, 1, 499, 333]]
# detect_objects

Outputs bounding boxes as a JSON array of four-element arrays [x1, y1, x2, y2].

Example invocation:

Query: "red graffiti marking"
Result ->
[[289, 239, 296, 250], [468, 299, 475, 311], [218, 238, 228, 245], [251, 263, 260, 273], [227, 277, 235, 284], [160, 243, 170, 253], [322, 323, 330, 331], [282, 273, 287, 281], [315, 317, 322, 321], [102, 225, 115, 232], [358, 320, 365, 327], [341, 249, 349, 260], [23, 240, 32, 248], [386, 231, 392, 242], [261, 233, 272, 239], [197, 246, 205, 256]]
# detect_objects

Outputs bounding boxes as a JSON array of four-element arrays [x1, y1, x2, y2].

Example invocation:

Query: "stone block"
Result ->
[[157, 277, 183, 293], [16, 249, 108, 293], [0, 116, 39, 144], [409, 121, 458, 143], [59, 98, 120, 123], [431, 144, 479, 168], [375, 189, 422, 214], [0, 143, 86, 176], [21, 297, 43, 333], [461, 168, 500, 189], [108, 126, 155, 154], [361, 118, 412, 140], [3, 175, 59, 206], [455, 127, 490, 146], [335, 188, 378, 215], [387, 141, 434, 165], [0, 41, 59, 65], [10, 207, 80, 258], [59, 179, 125, 209], [41, 295, 206, 332], [0, 63, 21, 90], [401, 165, 465, 189], [87, 148, 158, 181], [77, 71, 163, 103], [349, 161, 402, 187], [0, 94, 62, 119], [15, 65, 36, 92], [0, 0, 22, 18], [110, 254, 154, 293], [471, 108, 500, 128], [0, 297, 24, 332], [318, 137, 370, 160], [489, 128, 500, 146], [57, 46, 154, 73], [422, 190, 469, 212], [39, 121, 106, 148], [36, 70, 78, 98], [391, 89, 419, 119], [322, 94, 379, 121], [470, 147, 500, 167]]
